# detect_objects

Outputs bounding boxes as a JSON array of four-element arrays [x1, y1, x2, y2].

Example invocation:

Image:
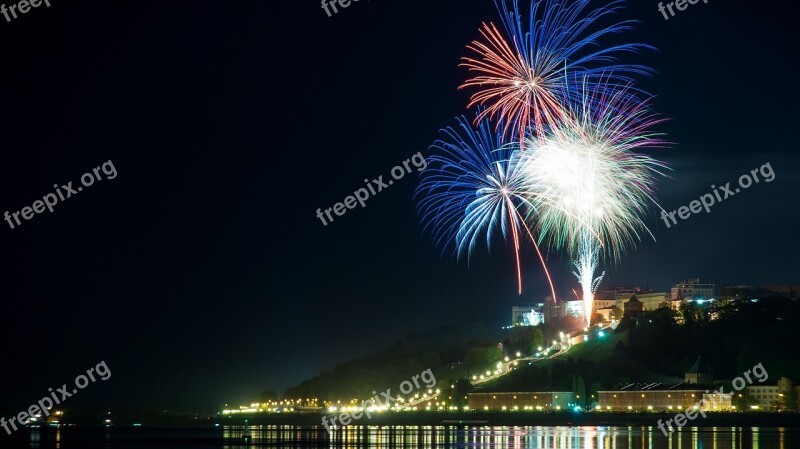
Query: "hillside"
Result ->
[[474, 331, 676, 398], [280, 297, 800, 403], [282, 320, 503, 401]]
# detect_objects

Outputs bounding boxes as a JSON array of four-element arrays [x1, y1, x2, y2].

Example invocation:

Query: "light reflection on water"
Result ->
[[219, 425, 794, 449], [20, 425, 794, 448]]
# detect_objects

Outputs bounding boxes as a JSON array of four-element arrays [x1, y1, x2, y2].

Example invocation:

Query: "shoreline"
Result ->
[[5, 412, 798, 432], [3, 416, 797, 446], [217, 411, 800, 428]]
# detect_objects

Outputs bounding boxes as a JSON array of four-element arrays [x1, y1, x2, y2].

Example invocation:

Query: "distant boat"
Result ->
[[293, 406, 323, 413], [441, 420, 489, 425]]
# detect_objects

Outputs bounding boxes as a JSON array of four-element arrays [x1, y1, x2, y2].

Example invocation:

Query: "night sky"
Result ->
[[1, 0, 798, 413]]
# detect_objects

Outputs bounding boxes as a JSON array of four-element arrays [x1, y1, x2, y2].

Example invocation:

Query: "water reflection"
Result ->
[[27, 428, 61, 449], [220, 425, 793, 449]]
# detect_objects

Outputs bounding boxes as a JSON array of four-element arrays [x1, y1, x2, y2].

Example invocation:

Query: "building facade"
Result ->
[[623, 295, 643, 318], [747, 377, 799, 410], [597, 389, 732, 412], [627, 292, 668, 311], [671, 278, 715, 300], [597, 360, 732, 412], [592, 287, 668, 315], [723, 285, 800, 300], [512, 304, 544, 326], [468, 392, 574, 411], [685, 358, 714, 385], [543, 297, 585, 321]]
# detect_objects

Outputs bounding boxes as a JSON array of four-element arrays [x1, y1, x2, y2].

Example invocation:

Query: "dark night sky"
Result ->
[[0, 0, 798, 413]]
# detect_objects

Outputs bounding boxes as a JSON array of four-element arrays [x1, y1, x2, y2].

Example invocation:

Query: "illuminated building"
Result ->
[[623, 295, 643, 318], [468, 392, 574, 411], [598, 359, 732, 411], [512, 304, 545, 326], [592, 287, 668, 312], [671, 278, 715, 300], [597, 388, 732, 411], [748, 377, 800, 410]]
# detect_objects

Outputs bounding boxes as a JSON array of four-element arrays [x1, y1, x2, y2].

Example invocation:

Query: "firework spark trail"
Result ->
[[460, 0, 654, 144], [572, 231, 605, 325], [415, 116, 557, 299], [510, 202, 557, 302]]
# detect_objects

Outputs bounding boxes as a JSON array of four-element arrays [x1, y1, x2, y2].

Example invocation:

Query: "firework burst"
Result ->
[[415, 116, 556, 298], [520, 80, 669, 324], [418, 0, 670, 319], [460, 0, 653, 143]]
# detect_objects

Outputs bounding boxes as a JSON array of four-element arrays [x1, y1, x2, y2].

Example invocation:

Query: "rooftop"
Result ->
[[686, 357, 714, 374]]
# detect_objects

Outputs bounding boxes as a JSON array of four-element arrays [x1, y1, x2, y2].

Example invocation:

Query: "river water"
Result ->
[[11, 425, 798, 448]]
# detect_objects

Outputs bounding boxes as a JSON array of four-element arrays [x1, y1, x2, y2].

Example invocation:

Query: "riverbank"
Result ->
[[219, 411, 800, 428]]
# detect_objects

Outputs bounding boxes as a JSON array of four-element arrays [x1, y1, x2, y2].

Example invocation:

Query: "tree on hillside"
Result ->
[[575, 376, 586, 408], [464, 345, 502, 368], [734, 389, 754, 409], [422, 351, 443, 369], [562, 315, 585, 333], [259, 390, 278, 403], [527, 329, 545, 354], [736, 338, 760, 374], [679, 302, 707, 326], [454, 378, 472, 408], [589, 381, 603, 406]]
